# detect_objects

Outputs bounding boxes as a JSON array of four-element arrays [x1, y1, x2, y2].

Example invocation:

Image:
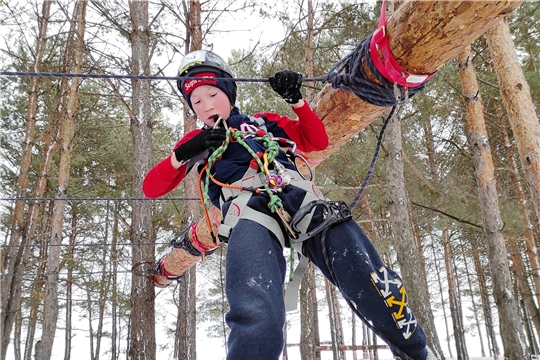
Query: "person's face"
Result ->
[[190, 85, 233, 127]]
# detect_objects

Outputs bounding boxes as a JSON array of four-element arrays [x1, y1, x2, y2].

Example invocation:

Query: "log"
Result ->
[[155, 0, 525, 282], [310, 0, 524, 165]]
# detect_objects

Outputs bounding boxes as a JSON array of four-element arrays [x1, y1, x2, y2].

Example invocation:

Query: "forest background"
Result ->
[[1, 1, 540, 360]]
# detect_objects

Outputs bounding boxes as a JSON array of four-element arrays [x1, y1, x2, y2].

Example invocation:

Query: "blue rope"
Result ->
[[348, 105, 396, 209], [1, 33, 429, 109], [322, 33, 425, 107], [0, 71, 324, 83]]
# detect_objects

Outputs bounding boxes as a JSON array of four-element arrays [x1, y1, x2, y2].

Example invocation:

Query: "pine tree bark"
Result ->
[[508, 236, 540, 335], [310, 0, 524, 165], [111, 203, 120, 360], [300, 263, 320, 360], [485, 18, 540, 232], [495, 104, 540, 337], [64, 208, 77, 360], [442, 230, 468, 360], [457, 45, 529, 359], [128, 0, 156, 359], [458, 237, 486, 357], [37, 2, 87, 359], [470, 235, 500, 357], [497, 104, 540, 306], [174, 2, 202, 359], [0, 3, 51, 358], [384, 110, 443, 358], [330, 284, 345, 360], [324, 279, 341, 360], [24, 280, 43, 360], [299, 3, 321, 359]]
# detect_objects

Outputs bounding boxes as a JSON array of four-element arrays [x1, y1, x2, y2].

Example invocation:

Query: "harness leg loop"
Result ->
[[289, 200, 352, 243]]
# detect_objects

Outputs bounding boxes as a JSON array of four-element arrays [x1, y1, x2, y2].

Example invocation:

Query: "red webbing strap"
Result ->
[[369, 0, 437, 91]]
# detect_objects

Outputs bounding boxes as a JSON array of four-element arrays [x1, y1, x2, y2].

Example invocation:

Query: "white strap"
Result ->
[[284, 255, 310, 312]]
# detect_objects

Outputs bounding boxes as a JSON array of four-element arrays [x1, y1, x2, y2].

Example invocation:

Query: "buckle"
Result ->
[[288, 200, 352, 243]]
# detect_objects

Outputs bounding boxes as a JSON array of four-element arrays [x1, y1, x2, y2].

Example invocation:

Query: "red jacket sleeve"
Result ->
[[255, 101, 328, 152], [142, 129, 203, 199]]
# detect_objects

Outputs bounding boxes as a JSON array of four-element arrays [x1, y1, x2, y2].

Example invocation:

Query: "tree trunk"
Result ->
[[485, 17, 540, 231], [459, 237, 486, 357], [351, 311, 357, 360], [419, 114, 456, 358], [496, 100, 540, 306], [508, 236, 540, 336], [324, 279, 340, 360], [310, 0, 524, 166], [1, 3, 51, 358], [174, 2, 202, 359], [38, 2, 87, 359], [23, 244, 46, 360], [457, 45, 529, 359], [13, 311, 22, 360], [431, 242, 452, 358], [304, 0, 315, 103], [384, 110, 443, 357], [95, 205, 111, 360], [111, 202, 120, 360], [470, 235, 500, 357], [300, 263, 320, 360], [520, 296, 540, 355], [128, 0, 156, 359], [85, 280, 96, 360], [442, 230, 468, 360], [14, 88, 61, 360], [300, 2, 321, 359], [64, 208, 77, 360], [330, 284, 345, 360], [359, 196, 378, 360]]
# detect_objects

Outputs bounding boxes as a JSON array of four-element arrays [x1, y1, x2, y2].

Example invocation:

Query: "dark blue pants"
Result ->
[[224, 188, 428, 360]]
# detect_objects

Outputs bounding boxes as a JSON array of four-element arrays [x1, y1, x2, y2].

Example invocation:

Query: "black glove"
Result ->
[[173, 127, 226, 162], [269, 70, 303, 104]]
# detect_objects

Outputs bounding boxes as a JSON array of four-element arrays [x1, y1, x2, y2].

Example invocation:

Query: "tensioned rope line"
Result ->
[[0, 71, 325, 83], [2, 32, 427, 108], [1, 241, 172, 248], [1, 269, 143, 277], [0, 196, 199, 201]]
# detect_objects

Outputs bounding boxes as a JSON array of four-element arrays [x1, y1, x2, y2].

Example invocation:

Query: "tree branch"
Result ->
[[411, 201, 482, 229]]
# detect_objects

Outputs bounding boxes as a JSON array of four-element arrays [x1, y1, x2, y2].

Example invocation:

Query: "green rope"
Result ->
[[289, 243, 295, 282], [202, 128, 284, 213]]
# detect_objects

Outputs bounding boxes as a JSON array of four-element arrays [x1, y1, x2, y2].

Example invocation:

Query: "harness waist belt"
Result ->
[[220, 168, 304, 203]]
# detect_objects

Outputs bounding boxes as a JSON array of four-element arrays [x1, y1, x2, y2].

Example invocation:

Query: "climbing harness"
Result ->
[[195, 118, 359, 315], [201, 121, 327, 248]]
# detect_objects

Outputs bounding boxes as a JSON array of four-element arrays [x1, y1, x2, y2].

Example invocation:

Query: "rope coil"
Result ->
[[322, 34, 426, 107]]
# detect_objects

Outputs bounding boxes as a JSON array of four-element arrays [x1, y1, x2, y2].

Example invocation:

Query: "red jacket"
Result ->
[[143, 102, 328, 201]]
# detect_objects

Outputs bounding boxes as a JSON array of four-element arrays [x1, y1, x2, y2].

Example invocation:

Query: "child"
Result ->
[[143, 50, 436, 360]]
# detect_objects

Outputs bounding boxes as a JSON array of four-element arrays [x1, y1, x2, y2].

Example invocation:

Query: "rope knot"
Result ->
[[321, 34, 426, 107]]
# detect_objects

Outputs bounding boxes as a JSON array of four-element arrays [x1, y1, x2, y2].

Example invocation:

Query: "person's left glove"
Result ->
[[269, 70, 303, 104]]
